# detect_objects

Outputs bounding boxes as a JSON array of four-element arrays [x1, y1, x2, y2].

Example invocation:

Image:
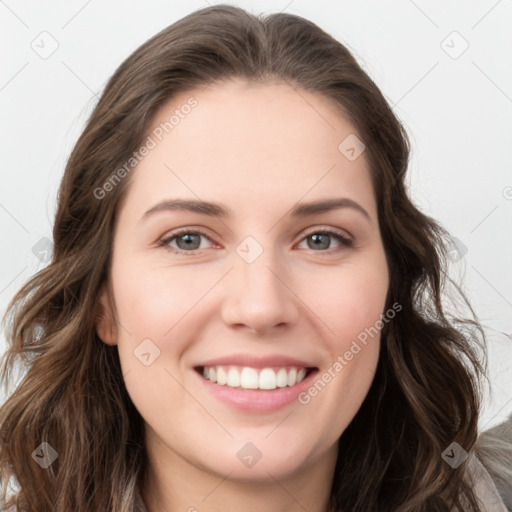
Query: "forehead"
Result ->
[[121, 79, 376, 221]]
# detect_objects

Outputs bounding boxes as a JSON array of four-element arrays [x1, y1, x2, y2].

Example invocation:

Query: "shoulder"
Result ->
[[473, 414, 512, 511], [465, 453, 509, 511]]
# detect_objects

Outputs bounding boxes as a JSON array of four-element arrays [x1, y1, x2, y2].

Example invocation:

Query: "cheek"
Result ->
[[300, 260, 386, 423], [329, 343, 380, 438], [110, 262, 203, 423], [307, 261, 388, 348], [112, 260, 213, 339], [108, 264, 196, 396]]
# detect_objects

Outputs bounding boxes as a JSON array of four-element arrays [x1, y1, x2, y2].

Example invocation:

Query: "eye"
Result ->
[[296, 228, 353, 254], [158, 228, 215, 254]]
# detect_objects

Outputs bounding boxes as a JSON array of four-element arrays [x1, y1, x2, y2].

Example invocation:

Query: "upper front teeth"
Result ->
[[202, 366, 307, 390]]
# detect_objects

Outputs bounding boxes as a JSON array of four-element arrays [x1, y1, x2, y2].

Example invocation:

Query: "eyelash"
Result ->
[[157, 227, 354, 256]]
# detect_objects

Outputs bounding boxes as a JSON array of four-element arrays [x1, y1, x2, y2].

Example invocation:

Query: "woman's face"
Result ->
[[96, 79, 389, 484]]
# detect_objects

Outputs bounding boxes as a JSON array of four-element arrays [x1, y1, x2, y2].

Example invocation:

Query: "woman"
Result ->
[[0, 5, 508, 511]]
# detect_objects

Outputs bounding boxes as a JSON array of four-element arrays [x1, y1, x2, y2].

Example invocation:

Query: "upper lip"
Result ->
[[195, 353, 318, 369]]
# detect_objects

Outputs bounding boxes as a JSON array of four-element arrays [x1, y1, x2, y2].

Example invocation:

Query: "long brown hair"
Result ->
[[0, 5, 489, 511]]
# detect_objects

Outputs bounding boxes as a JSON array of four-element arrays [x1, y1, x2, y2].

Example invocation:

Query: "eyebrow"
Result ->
[[141, 197, 372, 223]]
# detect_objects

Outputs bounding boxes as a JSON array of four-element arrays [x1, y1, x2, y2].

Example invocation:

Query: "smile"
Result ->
[[200, 365, 311, 390], [193, 354, 319, 412]]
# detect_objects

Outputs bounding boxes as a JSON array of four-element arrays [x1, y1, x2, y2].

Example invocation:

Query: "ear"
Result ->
[[95, 283, 118, 345]]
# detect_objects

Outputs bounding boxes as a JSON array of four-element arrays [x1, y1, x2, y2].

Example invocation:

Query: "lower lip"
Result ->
[[194, 368, 318, 413]]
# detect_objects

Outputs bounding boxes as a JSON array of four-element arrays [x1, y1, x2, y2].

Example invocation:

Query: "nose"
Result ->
[[220, 248, 300, 336]]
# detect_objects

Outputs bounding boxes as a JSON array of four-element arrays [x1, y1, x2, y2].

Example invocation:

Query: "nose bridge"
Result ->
[[221, 233, 299, 333]]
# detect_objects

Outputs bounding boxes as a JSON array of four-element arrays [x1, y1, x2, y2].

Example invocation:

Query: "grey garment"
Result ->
[[463, 454, 509, 512], [476, 414, 512, 511]]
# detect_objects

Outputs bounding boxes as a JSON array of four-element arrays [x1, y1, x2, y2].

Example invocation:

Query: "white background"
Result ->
[[1, 0, 511, 432]]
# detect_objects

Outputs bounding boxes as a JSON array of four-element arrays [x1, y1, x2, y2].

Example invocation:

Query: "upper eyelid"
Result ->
[[300, 225, 352, 239]]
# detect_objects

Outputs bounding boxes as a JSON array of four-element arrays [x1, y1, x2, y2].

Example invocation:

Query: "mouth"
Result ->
[[194, 365, 317, 391], [192, 354, 320, 412]]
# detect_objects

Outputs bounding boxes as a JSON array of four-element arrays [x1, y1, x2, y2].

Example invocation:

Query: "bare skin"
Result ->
[[96, 78, 389, 512]]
